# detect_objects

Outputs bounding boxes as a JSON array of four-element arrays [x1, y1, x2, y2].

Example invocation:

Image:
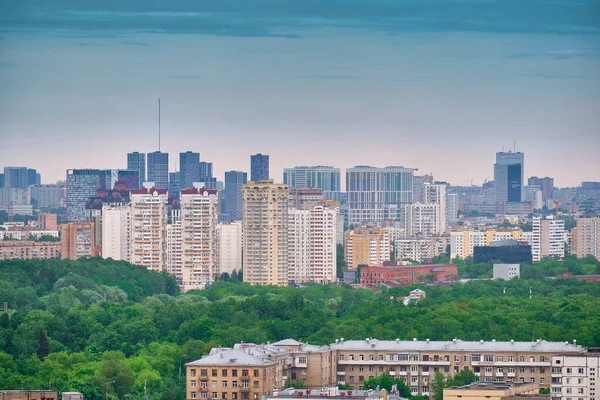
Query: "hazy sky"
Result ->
[[1, 0, 599, 188]]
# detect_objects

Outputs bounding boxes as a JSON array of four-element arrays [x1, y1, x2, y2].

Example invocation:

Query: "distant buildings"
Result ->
[[61, 222, 97, 260], [532, 216, 565, 262], [360, 261, 458, 286], [344, 227, 390, 269], [101, 204, 131, 262], [29, 184, 62, 208], [242, 180, 289, 286], [346, 166, 414, 225], [180, 151, 201, 190], [38, 213, 58, 231], [0, 241, 61, 260], [127, 152, 146, 188], [66, 169, 113, 222], [444, 381, 540, 400], [250, 154, 269, 182], [528, 176, 554, 200], [494, 151, 524, 203], [147, 151, 169, 190], [493, 263, 520, 280], [224, 171, 247, 221], [3, 167, 39, 188], [473, 240, 532, 265], [130, 187, 168, 271], [404, 203, 441, 237], [412, 174, 434, 203], [570, 217, 600, 259], [450, 228, 532, 260], [216, 221, 243, 276], [283, 166, 341, 201], [394, 238, 439, 263], [169, 172, 181, 198], [115, 169, 140, 191]]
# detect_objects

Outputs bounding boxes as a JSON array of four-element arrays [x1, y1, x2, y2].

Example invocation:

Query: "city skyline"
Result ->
[[1, 0, 599, 187]]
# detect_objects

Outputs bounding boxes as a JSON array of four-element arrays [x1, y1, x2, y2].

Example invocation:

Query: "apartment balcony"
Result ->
[[496, 372, 504, 378], [507, 372, 516, 377], [493, 361, 551, 367], [421, 371, 430, 376], [388, 371, 396, 376], [337, 371, 346, 376], [399, 371, 407, 376]]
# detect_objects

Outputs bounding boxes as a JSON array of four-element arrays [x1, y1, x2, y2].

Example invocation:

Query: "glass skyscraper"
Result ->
[[283, 166, 341, 201], [127, 152, 146, 189], [147, 151, 169, 190], [250, 154, 269, 182]]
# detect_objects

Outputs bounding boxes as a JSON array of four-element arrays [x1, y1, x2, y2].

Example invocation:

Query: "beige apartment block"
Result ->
[[571, 217, 600, 260], [551, 353, 600, 400], [344, 227, 390, 269], [443, 381, 540, 400], [0, 241, 61, 260], [130, 188, 168, 271], [61, 222, 96, 260], [242, 180, 289, 286]]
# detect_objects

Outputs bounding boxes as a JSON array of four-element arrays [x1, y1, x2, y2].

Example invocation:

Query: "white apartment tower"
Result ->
[[288, 205, 338, 284], [179, 187, 220, 291], [424, 183, 447, 234], [532, 216, 566, 262], [130, 188, 168, 271], [243, 180, 290, 286], [101, 204, 131, 262], [217, 220, 243, 276], [166, 209, 182, 281], [404, 203, 441, 237]]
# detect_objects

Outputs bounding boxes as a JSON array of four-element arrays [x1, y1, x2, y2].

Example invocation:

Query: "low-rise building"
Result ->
[[443, 382, 541, 400], [360, 262, 458, 286], [493, 264, 521, 280], [0, 391, 58, 400], [0, 241, 61, 260]]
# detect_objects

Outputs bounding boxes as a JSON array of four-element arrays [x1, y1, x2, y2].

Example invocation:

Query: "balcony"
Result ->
[[507, 372, 516, 377], [399, 371, 407, 376], [422, 371, 430, 376], [337, 371, 346, 376], [388, 371, 396, 376], [496, 373, 504, 378]]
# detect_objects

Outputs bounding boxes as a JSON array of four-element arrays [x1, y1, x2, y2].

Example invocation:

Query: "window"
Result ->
[[349, 354, 355, 361], [242, 381, 249, 388], [191, 394, 197, 399], [369, 366, 374, 372], [222, 394, 227, 400], [212, 381, 217, 388], [485, 367, 493, 373], [379, 355, 384, 361], [242, 370, 249, 377], [232, 370, 238, 377], [369, 355, 374, 361], [212, 394, 218, 399], [508, 356, 514, 362], [454, 355, 459, 362], [579, 368, 584, 374], [253, 370, 259, 377], [530, 356, 535, 362], [484, 355, 494, 362], [359, 376, 364, 382], [222, 370, 228, 377], [359, 354, 364, 361], [508, 368, 515, 373], [520, 367, 525, 373], [520, 356, 525, 362], [540, 356, 545, 362], [254, 381, 259, 389], [411, 377, 418, 384], [359, 366, 364, 372], [201, 393, 208, 399], [472, 355, 482, 362], [497, 368, 503, 374], [464, 355, 469, 362], [497, 356, 504, 362], [540, 377, 545, 384], [530, 367, 536, 373], [191, 369, 197, 377], [191, 380, 197, 387], [411, 366, 418, 373], [232, 381, 238, 388], [339, 355, 345, 361], [530, 378, 536, 383], [212, 370, 218, 377], [567, 368, 573, 374], [349, 376, 354, 383], [222, 381, 228, 388]]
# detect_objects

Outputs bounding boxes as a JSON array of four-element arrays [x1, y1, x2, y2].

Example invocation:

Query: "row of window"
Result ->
[[190, 392, 259, 399], [338, 353, 547, 362], [190, 380, 256, 389], [189, 369, 260, 378]]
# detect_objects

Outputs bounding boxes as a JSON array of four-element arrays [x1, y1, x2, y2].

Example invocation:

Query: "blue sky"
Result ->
[[0, 0, 599, 186]]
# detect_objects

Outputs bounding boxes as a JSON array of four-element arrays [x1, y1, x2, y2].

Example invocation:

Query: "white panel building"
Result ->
[[217, 220, 243, 276], [101, 204, 131, 262], [551, 354, 600, 400], [130, 188, 168, 271], [532, 216, 566, 262]]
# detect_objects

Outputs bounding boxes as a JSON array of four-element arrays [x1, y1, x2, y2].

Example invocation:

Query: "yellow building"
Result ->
[[344, 227, 390, 269], [443, 382, 540, 400]]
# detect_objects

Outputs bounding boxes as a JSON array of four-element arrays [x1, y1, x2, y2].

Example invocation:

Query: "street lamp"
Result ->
[[105, 380, 115, 400]]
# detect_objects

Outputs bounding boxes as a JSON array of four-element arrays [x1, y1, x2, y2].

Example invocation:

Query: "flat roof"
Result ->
[[446, 381, 537, 391]]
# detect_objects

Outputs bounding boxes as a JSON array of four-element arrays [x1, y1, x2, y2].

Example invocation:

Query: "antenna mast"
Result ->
[[158, 98, 161, 152]]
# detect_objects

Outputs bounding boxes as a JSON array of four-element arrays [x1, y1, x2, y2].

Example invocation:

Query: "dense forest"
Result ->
[[0, 258, 599, 400]]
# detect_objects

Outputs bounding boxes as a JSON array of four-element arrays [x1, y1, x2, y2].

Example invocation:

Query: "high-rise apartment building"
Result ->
[[61, 222, 97, 260], [446, 193, 459, 227], [283, 166, 341, 201], [528, 176, 554, 200], [250, 154, 269, 182], [216, 220, 243, 276], [101, 204, 131, 262], [424, 183, 447, 233], [180, 151, 201, 190], [66, 169, 113, 222], [494, 151, 524, 203], [413, 174, 434, 203], [570, 217, 600, 259], [404, 203, 441, 237], [344, 227, 390, 269], [0, 173, 4, 188], [179, 187, 220, 291], [127, 152, 146, 188], [29, 184, 62, 208], [524, 187, 543, 209], [289, 188, 325, 209], [27, 169, 41, 186], [147, 151, 169, 190], [394, 238, 439, 262], [242, 180, 289, 286], [166, 210, 182, 282], [130, 187, 168, 271], [532, 216, 566, 262], [224, 171, 247, 221], [288, 204, 338, 284], [346, 166, 414, 225]]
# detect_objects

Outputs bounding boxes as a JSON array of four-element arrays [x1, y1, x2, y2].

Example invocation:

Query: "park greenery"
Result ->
[[0, 258, 600, 400]]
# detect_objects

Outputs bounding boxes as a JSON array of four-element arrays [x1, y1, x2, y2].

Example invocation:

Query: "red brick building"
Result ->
[[557, 273, 600, 282], [360, 261, 458, 286]]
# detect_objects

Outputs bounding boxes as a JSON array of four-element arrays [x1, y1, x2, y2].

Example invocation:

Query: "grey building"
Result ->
[[66, 169, 113, 222], [29, 184, 62, 208], [250, 153, 269, 182], [127, 152, 146, 188], [413, 174, 434, 203], [494, 151, 524, 203], [169, 171, 181, 198], [493, 263, 520, 280], [224, 171, 247, 221], [0, 173, 4, 188], [3, 167, 29, 188], [180, 151, 201, 190], [283, 166, 341, 201], [147, 151, 169, 189]]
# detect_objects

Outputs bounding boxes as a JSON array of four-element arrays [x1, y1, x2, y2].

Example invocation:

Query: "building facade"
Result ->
[[250, 154, 269, 183], [101, 204, 131, 262], [550, 354, 600, 400], [394, 238, 439, 263], [412, 175, 434, 204], [66, 169, 113, 222], [29, 185, 62, 208], [283, 166, 341, 202], [360, 263, 458, 285], [224, 171, 248, 221], [127, 152, 146, 188], [532, 216, 566, 262], [404, 203, 442, 237], [0, 241, 61, 260], [450, 228, 531, 259], [528, 176, 554, 200], [494, 152, 525, 203], [130, 188, 168, 271], [570, 217, 600, 260], [147, 151, 169, 190], [61, 222, 96, 260], [243, 180, 289, 286], [344, 227, 390, 270], [217, 221, 243, 276]]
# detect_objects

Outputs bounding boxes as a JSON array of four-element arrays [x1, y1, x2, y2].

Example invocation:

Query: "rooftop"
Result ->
[[185, 348, 275, 367], [445, 381, 537, 391]]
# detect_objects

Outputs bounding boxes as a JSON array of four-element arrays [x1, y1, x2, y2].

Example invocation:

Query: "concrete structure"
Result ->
[[66, 169, 113, 222], [101, 204, 131, 261], [0, 241, 61, 260], [444, 382, 540, 400], [0, 391, 58, 400], [180, 151, 201, 190], [130, 188, 168, 271], [493, 263, 521, 280], [289, 188, 325, 210], [344, 227, 390, 270], [288, 205, 338, 284], [29, 184, 62, 207], [525, 187, 544, 210], [424, 183, 447, 233], [166, 210, 183, 281], [127, 152, 146, 188], [528, 176, 554, 200], [250, 154, 270, 182], [413, 174, 434, 204], [346, 166, 414, 225], [283, 166, 341, 202], [404, 203, 442, 237], [450, 228, 531, 259], [242, 180, 289, 286], [570, 217, 600, 259], [217, 221, 243, 276], [179, 187, 220, 291], [147, 151, 169, 190], [224, 171, 248, 221], [38, 213, 58, 231], [393, 238, 439, 263], [61, 393, 83, 400], [551, 353, 600, 399], [61, 222, 96, 260], [360, 262, 458, 286], [3, 167, 29, 188], [532, 216, 566, 262], [494, 151, 525, 203], [446, 193, 459, 226]]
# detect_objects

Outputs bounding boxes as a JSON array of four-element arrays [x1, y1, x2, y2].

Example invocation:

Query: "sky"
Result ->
[[0, 0, 599, 188]]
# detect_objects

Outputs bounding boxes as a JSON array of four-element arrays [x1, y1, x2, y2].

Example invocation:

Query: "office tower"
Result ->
[[101, 204, 131, 262], [3, 167, 28, 188], [197, 162, 217, 190], [130, 187, 168, 271], [250, 154, 269, 182], [179, 186, 220, 291], [404, 203, 441, 237], [494, 151, 524, 203], [288, 204, 338, 284], [38, 213, 58, 231], [147, 151, 169, 189], [180, 151, 201, 190], [346, 166, 414, 225], [28, 184, 61, 208], [446, 193, 459, 227], [283, 166, 341, 201], [115, 169, 140, 190], [570, 217, 600, 259], [66, 169, 113, 222], [169, 172, 181, 198], [413, 174, 434, 203], [224, 171, 247, 221], [27, 169, 40, 186], [216, 220, 243, 276], [127, 152, 146, 188], [344, 227, 390, 269], [528, 176, 554, 200], [0, 173, 4, 188], [424, 183, 447, 233], [242, 180, 289, 286], [532, 216, 565, 262], [61, 222, 97, 260]]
